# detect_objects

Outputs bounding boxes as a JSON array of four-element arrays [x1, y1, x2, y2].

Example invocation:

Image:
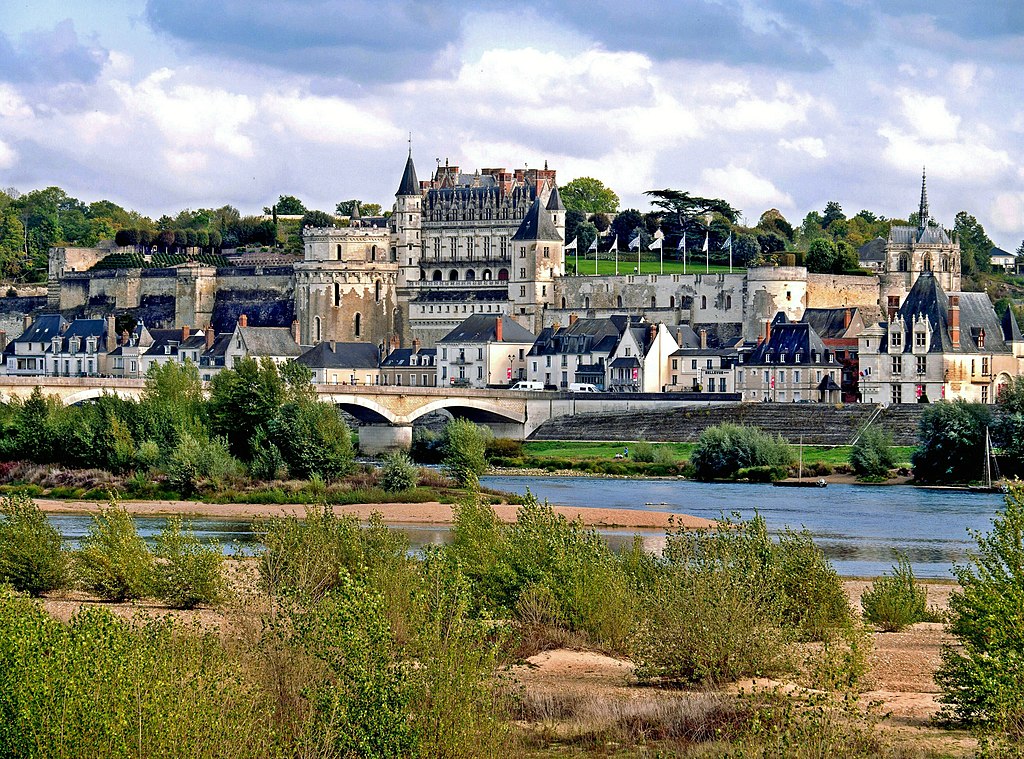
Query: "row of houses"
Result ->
[[3, 272, 1022, 404]]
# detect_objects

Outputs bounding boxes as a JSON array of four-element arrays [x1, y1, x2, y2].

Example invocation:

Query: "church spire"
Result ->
[[397, 151, 419, 196], [918, 167, 929, 230]]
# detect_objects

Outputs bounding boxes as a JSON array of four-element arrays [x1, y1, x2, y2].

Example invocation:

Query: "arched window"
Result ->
[[725, 294, 732, 309], [482, 269, 492, 280], [465, 269, 476, 281], [651, 296, 657, 308], [354, 313, 362, 338], [334, 282, 341, 307], [432, 270, 442, 281], [420, 268, 427, 280], [617, 295, 623, 308], [375, 281, 381, 302], [336, 244, 342, 260], [923, 254, 932, 272], [497, 268, 509, 281], [314, 316, 321, 342], [449, 269, 458, 281], [898, 253, 909, 272], [370, 245, 377, 262], [701, 295, 707, 309], [585, 296, 591, 309], [941, 255, 949, 272], [561, 297, 566, 309]]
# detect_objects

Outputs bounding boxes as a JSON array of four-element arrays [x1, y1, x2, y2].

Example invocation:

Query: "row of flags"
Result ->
[[563, 229, 734, 274]]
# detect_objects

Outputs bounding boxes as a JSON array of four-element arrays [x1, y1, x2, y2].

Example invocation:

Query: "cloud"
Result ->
[[898, 90, 960, 141], [261, 92, 403, 146], [778, 136, 827, 159], [989, 192, 1024, 235], [0, 139, 16, 170], [699, 164, 794, 214], [877, 124, 1013, 182], [0, 20, 107, 85]]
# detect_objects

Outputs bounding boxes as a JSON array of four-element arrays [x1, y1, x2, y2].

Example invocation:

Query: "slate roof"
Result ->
[[380, 347, 437, 368], [991, 246, 1015, 261], [15, 314, 67, 343], [545, 185, 565, 212], [511, 198, 563, 242], [888, 224, 952, 246], [201, 334, 232, 368], [438, 314, 536, 344], [690, 322, 744, 349], [610, 356, 641, 368], [296, 342, 380, 369], [528, 316, 627, 357], [397, 154, 419, 196], [52, 319, 106, 352], [412, 289, 508, 303], [1002, 308, 1023, 343], [747, 319, 831, 366], [858, 238, 886, 263], [237, 326, 303, 358], [801, 308, 858, 340]]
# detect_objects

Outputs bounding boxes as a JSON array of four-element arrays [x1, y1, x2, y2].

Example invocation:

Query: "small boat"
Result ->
[[771, 436, 828, 488], [971, 428, 1005, 493]]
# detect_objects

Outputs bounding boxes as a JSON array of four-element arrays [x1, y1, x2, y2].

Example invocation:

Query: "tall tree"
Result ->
[[560, 177, 620, 214], [336, 200, 382, 217], [954, 211, 994, 274], [264, 195, 306, 215], [301, 210, 336, 229], [644, 189, 738, 255]]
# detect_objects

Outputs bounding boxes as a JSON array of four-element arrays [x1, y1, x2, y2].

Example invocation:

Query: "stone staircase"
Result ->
[[530, 403, 883, 445], [873, 404, 927, 446]]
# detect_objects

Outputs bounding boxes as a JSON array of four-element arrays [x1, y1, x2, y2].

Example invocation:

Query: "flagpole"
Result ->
[[637, 236, 641, 275], [729, 235, 733, 273], [614, 235, 618, 275], [660, 239, 664, 275], [683, 231, 686, 275]]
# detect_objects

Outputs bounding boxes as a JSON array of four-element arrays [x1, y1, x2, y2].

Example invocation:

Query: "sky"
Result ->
[[2, 1, 1024, 249]]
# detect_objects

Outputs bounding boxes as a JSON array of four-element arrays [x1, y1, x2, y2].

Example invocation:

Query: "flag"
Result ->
[[721, 232, 732, 250], [701, 233, 709, 253], [676, 233, 686, 251], [649, 236, 663, 250], [565, 236, 577, 252], [608, 233, 617, 251], [587, 234, 598, 252], [628, 234, 641, 251]]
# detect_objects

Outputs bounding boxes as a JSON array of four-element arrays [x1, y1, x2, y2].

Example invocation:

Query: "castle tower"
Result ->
[[546, 184, 566, 245], [510, 198, 564, 333], [393, 151, 422, 288]]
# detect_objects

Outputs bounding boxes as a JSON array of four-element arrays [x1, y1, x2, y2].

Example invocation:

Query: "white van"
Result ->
[[511, 380, 544, 391], [568, 383, 600, 393]]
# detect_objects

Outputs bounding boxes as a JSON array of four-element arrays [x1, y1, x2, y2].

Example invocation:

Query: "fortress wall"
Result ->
[[806, 272, 881, 322]]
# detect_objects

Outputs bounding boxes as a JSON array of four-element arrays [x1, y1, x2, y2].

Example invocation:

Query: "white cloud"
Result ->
[[897, 90, 960, 142], [778, 136, 827, 159], [877, 124, 1013, 182], [699, 164, 793, 212], [0, 139, 17, 170], [989, 192, 1024, 235], [0, 84, 32, 119], [262, 91, 402, 147]]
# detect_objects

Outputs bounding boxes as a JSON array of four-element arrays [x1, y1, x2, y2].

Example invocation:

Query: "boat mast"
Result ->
[[984, 427, 992, 489]]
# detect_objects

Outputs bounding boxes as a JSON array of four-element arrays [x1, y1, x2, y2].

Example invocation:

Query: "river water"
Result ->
[[45, 476, 1005, 579]]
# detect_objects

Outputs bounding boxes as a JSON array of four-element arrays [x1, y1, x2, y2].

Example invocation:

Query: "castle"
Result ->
[[29, 156, 963, 360]]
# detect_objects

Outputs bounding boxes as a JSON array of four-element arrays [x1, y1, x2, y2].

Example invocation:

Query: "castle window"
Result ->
[[543, 246, 550, 258], [898, 253, 909, 272], [519, 268, 526, 278], [375, 281, 382, 302], [335, 282, 341, 307], [354, 313, 362, 338], [923, 254, 932, 272], [449, 270, 458, 281], [651, 296, 657, 308], [669, 296, 675, 308], [941, 255, 950, 271], [891, 331, 901, 348], [482, 269, 492, 280], [520, 286, 526, 297], [917, 356, 926, 374], [585, 297, 590, 309], [520, 246, 526, 258], [337, 244, 342, 260], [701, 295, 707, 309], [371, 245, 377, 262], [466, 269, 476, 281], [725, 295, 732, 309], [498, 268, 509, 281], [433, 270, 442, 281], [915, 331, 926, 348], [314, 317, 321, 342], [561, 297, 566, 309], [617, 295, 623, 308]]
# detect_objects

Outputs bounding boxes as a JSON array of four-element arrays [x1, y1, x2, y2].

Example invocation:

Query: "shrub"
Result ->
[[690, 424, 793, 481], [153, 517, 224, 608], [937, 484, 1024, 734], [442, 419, 489, 488], [248, 426, 286, 481], [860, 554, 927, 632], [166, 432, 241, 494], [485, 437, 523, 460], [379, 452, 418, 493], [135, 439, 162, 469], [912, 400, 991, 483], [631, 439, 655, 463], [851, 425, 896, 479], [411, 427, 444, 464], [76, 504, 154, 601], [270, 401, 353, 480], [653, 445, 678, 465], [774, 527, 851, 640], [0, 493, 68, 596]]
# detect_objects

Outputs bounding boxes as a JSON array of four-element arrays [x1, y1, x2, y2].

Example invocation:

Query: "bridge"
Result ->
[[0, 376, 739, 454]]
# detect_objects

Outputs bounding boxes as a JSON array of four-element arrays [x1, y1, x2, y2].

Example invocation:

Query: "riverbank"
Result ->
[[34, 497, 714, 530]]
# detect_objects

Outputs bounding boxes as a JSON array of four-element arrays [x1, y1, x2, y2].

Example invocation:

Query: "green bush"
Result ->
[[631, 440, 655, 463], [860, 554, 927, 632], [76, 504, 154, 601], [442, 419, 489, 488], [379, 452, 418, 493], [166, 432, 241, 494], [135, 439, 162, 469], [270, 401, 353, 480], [0, 493, 68, 596], [154, 517, 224, 609], [937, 484, 1024, 734], [736, 464, 788, 482], [690, 424, 793, 481], [912, 400, 991, 483], [485, 437, 523, 460], [851, 425, 896, 479], [653, 445, 678, 465]]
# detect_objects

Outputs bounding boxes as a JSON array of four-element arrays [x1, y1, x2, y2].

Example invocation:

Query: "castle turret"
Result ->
[[393, 151, 422, 288], [545, 184, 566, 244], [510, 197, 564, 332]]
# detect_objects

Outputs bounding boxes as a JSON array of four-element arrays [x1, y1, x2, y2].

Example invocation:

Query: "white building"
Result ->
[[436, 314, 536, 388]]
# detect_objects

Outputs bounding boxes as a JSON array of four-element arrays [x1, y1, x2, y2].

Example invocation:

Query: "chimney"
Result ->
[[648, 323, 657, 345], [122, 329, 130, 346], [569, 312, 578, 325], [699, 328, 707, 350], [23, 314, 31, 332], [844, 308, 852, 329], [238, 313, 248, 328], [950, 295, 960, 349], [887, 295, 900, 321], [412, 337, 421, 353], [205, 326, 214, 350], [552, 321, 561, 332], [182, 325, 190, 342], [329, 340, 336, 352], [389, 334, 400, 353], [764, 319, 772, 344], [0, 331, 6, 353], [495, 316, 503, 342], [290, 319, 300, 345], [106, 315, 117, 353]]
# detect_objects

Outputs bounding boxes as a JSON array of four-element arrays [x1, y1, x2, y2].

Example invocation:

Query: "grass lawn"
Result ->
[[564, 257, 742, 277]]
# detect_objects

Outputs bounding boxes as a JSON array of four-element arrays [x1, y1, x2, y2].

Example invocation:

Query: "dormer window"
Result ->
[[915, 331, 926, 348], [795, 352, 802, 363], [979, 329, 986, 349], [891, 331, 902, 348]]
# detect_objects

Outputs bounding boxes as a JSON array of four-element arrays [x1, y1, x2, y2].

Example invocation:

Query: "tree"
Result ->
[[270, 401, 353, 480], [954, 211, 994, 274], [574, 222, 598, 264], [994, 376, 1024, 462], [336, 200, 382, 217], [610, 208, 644, 243], [822, 201, 846, 229], [591, 212, 610, 232], [912, 401, 992, 483], [441, 419, 489, 488], [758, 209, 794, 242], [208, 357, 285, 459], [560, 177, 620, 214], [936, 484, 1024, 735], [265, 195, 306, 215], [301, 210, 336, 229], [804, 238, 838, 273], [644, 189, 738, 255], [733, 233, 762, 267], [851, 426, 896, 479], [564, 209, 587, 247]]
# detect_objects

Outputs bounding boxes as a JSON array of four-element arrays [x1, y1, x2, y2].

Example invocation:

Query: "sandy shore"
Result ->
[[34, 498, 713, 530]]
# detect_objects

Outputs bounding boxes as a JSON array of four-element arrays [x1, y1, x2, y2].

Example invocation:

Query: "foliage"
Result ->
[[76, 504, 154, 601], [861, 554, 928, 632], [166, 431, 241, 494], [410, 427, 444, 464], [264, 194, 306, 215], [484, 437, 523, 460], [270, 400, 353, 481], [912, 400, 992, 483], [955, 210, 994, 274], [299, 209, 335, 228], [209, 356, 284, 459], [153, 517, 224, 609], [936, 484, 1024, 736], [379, 452, 418, 493], [630, 439, 655, 462], [442, 418, 489, 488], [994, 375, 1024, 461], [851, 425, 896, 479], [0, 493, 68, 596], [689, 423, 793, 481], [559, 176, 619, 213]]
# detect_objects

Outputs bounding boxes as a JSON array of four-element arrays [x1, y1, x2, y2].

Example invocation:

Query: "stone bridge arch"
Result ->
[[62, 387, 144, 405]]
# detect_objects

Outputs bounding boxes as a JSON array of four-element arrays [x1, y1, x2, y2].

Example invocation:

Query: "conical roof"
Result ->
[[511, 198, 563, 242], [546, 184, 565, 212], [397, 153, 419, 196], [1003, 306, 1023, 342]]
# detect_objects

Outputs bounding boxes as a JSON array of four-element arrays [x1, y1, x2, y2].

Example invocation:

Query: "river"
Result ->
[[45, 477, 1005, 579]]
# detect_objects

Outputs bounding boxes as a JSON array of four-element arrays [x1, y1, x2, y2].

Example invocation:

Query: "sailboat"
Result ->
[[773, 436, 828, 488], [970, 427, 1005, 493]]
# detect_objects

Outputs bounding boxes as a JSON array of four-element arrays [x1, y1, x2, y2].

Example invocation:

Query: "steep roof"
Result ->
[[438, 314, 536, 344], [801, 307, 859, 340], [15, 314, 67, 343], [858, 237, 886, 263], [296, 341, 379, 369], [747, 321, 830, 365], [1002, 307, 1023, 343], [888, 223, 952, 246], [397, 153, 419, 196], [545, 185, 565, 212], [991, 246, 1015, 260], [237, 326, 303, 358], [527, 316, 626, 357], [511, 198, 563, 242], [53, 319, 106, 352], [380, 347, 437, 367]]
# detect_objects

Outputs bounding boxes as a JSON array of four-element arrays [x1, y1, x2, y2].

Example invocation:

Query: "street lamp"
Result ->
[[508, 353, 514, 385]]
